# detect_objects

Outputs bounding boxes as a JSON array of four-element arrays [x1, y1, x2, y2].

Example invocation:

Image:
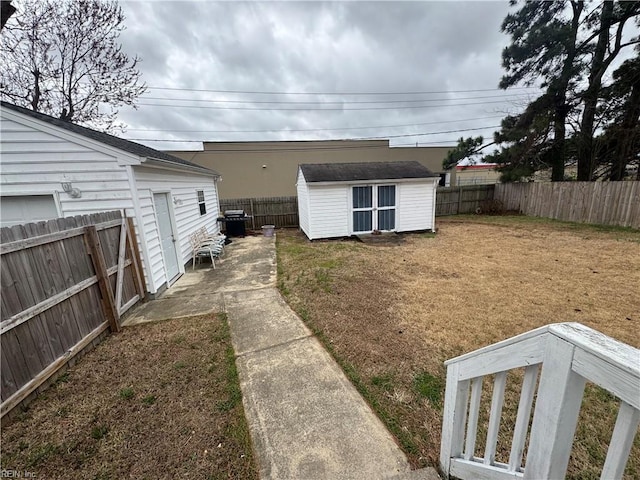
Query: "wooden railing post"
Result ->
[[84, 226, 120, 332], [440, 362, 470, 478], [524, 335, 586, 479]]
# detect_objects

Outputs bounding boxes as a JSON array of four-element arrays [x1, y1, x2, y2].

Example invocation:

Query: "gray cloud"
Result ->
[[116, 1, 530, 150]]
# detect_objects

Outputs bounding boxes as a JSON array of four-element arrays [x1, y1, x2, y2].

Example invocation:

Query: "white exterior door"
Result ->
[[153, 193, 180, 282], [352, 185, 396, 233]]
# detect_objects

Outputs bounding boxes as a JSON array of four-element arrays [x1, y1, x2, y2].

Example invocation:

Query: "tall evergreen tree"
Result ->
[[576, 2, 640, 180], [500, 1, 584, 181]]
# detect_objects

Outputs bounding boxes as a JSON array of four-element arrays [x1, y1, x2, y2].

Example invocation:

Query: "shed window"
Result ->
[[377, 185, 396, 207], [352, 186, 372, 208], [197, 190, 206, 215]]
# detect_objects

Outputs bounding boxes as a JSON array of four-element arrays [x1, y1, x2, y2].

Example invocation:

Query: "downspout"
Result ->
[[125, 165, 155, 295]]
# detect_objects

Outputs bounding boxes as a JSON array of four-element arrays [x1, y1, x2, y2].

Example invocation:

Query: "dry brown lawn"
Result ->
[[0, 314, 258, 480], [276, 215, 640, 479]]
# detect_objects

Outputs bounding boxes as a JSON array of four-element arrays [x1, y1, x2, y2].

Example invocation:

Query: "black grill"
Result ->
[[218, 210, 251, 237]]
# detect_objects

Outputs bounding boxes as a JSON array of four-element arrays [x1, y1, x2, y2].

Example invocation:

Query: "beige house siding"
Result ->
[[169, 140, 451, 199]]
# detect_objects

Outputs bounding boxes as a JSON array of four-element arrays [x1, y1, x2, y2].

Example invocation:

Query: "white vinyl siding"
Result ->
[[307, 185, 349, 239], [1, 108, 222, 296], [397, 180, 437, 232], [133, 166, 220, 292], [0, 117, 134, 218], [296, 170, 311, 238], [299, 174, 437, 240]]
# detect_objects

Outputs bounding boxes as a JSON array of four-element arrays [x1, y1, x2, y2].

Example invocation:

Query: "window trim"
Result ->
[[196, 189, 206, 216]]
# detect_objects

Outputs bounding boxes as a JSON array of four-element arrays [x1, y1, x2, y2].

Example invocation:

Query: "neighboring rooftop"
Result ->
[[0, 101, 218, 176], [299, 161, 438, 183]]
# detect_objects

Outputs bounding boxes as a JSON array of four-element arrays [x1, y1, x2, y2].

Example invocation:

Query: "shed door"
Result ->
[[352, 185, 396, 233], [153, 193, 180, 283]]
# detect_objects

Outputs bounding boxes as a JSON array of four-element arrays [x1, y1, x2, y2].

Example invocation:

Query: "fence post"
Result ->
[[84, 225, 120, 332], [457, 186, 463, 214], [249, 198, 256, 230], [126, 217, 146, 302]]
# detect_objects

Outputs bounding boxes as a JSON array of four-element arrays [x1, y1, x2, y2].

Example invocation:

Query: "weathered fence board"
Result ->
[[495, 181, 640, 229], [435, 185, 495, 216], [220, 196, 300, 229], [220, 187, 496, 230], [0, 211, 146, 417]]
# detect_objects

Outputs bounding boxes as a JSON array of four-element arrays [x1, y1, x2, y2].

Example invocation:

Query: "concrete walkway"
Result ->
[[124, 236, 439, 480]]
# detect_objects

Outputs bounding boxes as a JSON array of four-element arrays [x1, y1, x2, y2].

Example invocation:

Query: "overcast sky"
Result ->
[[116, 1, 543, 151]]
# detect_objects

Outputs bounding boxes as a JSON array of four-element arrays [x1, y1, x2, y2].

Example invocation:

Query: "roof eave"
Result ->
[[306, 176, 439, 185], [142, 157, 221, 177]]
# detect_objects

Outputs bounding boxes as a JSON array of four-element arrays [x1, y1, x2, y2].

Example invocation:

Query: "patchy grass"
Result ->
[[276, 216, 640, 477], [1, 314, 258, 480]]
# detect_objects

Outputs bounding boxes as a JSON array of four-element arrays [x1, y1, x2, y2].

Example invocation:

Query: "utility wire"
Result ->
[[125, 124, 500, 144], [145, 85, 541, 96], [136, 98, 528, 111], [130, 139, 467, 151], [125, 114, 507, 133], [139, 92, 532, 105]]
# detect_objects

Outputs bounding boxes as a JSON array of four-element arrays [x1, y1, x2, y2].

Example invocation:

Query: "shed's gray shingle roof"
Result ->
[[299, 161, 438, 183], [0, 101, 218, 176]]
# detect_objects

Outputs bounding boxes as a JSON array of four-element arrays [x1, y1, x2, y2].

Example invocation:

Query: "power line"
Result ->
[[145, 85, 541, 96], [131, 139, 465, 152], [136, 98, 528, 111], [356, 125, 500, 140], [125, 114, 507, 133], [139, 92, 532, 105], [124, 124, 500, 144]]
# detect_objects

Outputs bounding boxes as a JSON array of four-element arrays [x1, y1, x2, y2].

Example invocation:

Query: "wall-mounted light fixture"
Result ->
[[61, 182, 82, 198], [173, 197, 183, 206], [262, 164, 267, 169]]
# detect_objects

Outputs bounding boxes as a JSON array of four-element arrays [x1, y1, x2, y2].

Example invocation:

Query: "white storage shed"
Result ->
[[0, 101, 222, 296], [296, 161, 439, 240]]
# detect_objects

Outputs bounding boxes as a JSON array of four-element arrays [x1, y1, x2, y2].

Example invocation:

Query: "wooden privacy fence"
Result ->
[[219, 186, 496, 230], [435, 185, 495, 216], [0, 211, 145, 417], [495, 181, 640, 229], [220, 196, 299, 229]]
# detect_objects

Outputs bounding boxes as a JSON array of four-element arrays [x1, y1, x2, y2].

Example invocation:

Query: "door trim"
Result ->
[[152, 191, 182, 288], [349, 184, 397, 234]]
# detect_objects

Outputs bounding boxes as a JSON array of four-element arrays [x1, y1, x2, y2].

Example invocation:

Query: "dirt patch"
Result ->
[[277, 217, 640, 478], [1, 314, 258, 480]]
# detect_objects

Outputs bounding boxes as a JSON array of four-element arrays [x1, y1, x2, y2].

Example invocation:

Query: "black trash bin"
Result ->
[[220, 210, 251, 237]]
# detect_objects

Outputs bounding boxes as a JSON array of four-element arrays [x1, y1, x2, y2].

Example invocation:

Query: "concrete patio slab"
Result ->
[[122, 292, 224, 326]]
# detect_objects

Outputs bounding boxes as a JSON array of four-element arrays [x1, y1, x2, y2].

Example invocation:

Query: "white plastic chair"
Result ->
[[189, 232, 223, 269]]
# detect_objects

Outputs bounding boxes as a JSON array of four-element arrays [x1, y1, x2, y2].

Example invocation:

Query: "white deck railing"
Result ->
[[440, 322, 640, 480]]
